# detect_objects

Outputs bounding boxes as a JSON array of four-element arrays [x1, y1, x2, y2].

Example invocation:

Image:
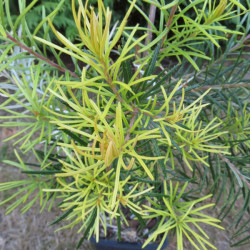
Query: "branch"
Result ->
[[230, 34, 250, 52], [6, 32, 79, 78], [125, 111, 137, 143], [101, 60, 125, 103], [161, 4, 178, 47]]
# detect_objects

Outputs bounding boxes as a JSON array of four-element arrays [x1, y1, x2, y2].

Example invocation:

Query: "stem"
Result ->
[[110, 85, 124, 103], [125, 111, 137, 143], [230, 34, 250, 51], [6, 32, 79, 78], [161, 4, 178, 47], [101, 60, 125, 103]]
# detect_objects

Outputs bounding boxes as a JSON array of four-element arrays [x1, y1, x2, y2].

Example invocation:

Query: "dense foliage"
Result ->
[[0, 0, 249, 249], [3, 0, 140, 41]]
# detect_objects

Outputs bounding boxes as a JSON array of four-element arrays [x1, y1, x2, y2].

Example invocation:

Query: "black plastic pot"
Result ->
[[90, 237, 168, 250]]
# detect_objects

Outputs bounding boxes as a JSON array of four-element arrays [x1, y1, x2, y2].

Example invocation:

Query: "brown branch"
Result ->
[[161, 4, 178, 47], [101, 60, 125, 103], [110, 85, 124, 103], [230, 34, 250, 52], [125, 111, 137, 143], [6, 32, 79, 78]]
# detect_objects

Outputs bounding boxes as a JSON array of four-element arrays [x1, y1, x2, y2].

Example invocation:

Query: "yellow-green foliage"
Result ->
[[37, 1, 229, 248], [1, 0, 248, 249]]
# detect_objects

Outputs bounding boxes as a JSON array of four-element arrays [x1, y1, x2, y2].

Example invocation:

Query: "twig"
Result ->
[[101, 61, 125, 103], [6, 32, 79, 78], [125, 111, 137, 143], [161, 4, 178, 47], [230, 34, 250, 51]]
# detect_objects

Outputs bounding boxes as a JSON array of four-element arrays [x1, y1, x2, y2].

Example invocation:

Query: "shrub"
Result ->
[[0, 0, 249, 249]]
